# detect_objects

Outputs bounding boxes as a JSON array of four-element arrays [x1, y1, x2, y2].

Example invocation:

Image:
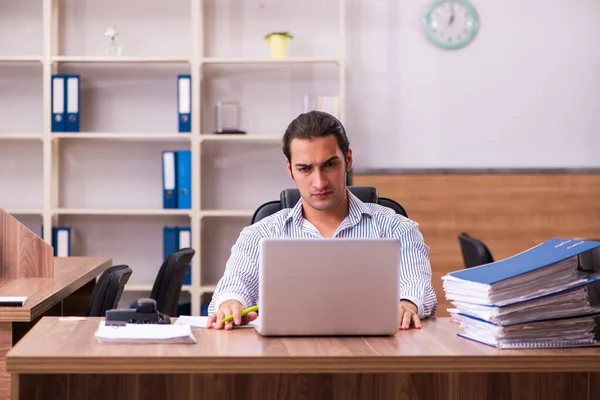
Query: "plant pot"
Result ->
[[265, 32, 293, 59]]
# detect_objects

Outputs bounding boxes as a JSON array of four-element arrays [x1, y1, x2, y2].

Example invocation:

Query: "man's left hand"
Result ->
[[399, 300, 421, 330]]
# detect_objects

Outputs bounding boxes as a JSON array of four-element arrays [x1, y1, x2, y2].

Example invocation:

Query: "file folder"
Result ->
[[176, 150, 191, 209], [442, 238, 600, 307], [65, 75, 80, 132], [177, 75, 191, 133], [179, 227, 192, 285], [52, 226, 71, 257], [163, 226, 178, 263], [162, 151, 177, 209], [51, 75, 66, 132]]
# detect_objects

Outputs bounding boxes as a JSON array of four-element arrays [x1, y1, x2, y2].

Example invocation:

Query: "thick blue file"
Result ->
[[449, 238, 600, 285], [162, 151, 178, 209], [163, 226, 179, 262], [51, 75, 66, 132], [177, 75, 191, 133], [52, 226, 71, 257], [176, 150, 191, 209], [178, 227, 192, 285], [65, 74, 81, 132]]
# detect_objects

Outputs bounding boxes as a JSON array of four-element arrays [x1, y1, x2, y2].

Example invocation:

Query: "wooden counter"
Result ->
[[0, 257, 112, 400], [7, 316, 600, 400]]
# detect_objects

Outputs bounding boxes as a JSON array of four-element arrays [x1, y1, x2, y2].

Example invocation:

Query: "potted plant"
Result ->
[[265, 32, 293, 59]]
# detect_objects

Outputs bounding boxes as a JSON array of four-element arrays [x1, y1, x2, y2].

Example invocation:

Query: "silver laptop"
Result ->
[[256, 238, 401, 336]]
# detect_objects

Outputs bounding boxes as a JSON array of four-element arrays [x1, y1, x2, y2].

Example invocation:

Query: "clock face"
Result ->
[[423, 0, 479, 49]]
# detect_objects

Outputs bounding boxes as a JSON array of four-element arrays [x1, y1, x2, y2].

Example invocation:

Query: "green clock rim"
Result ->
[[423, 0, 480, 50]]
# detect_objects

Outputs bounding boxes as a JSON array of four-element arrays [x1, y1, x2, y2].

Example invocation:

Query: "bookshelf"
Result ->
[[0, 0, 345, 316]]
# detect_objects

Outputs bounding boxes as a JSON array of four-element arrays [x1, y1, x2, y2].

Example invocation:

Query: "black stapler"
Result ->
[[105, 298, 171, 326]]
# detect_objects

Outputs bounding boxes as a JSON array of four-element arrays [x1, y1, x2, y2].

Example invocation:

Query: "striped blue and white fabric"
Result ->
[[208, 190, 438, 318]]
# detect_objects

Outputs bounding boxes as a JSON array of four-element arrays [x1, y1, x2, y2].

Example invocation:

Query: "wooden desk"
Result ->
[[0, 257, 112, 400], [7, 317, 600, 400]]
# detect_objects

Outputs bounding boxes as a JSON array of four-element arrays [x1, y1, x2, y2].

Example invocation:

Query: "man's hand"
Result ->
[[399, 300, 421, 330], [205, 299, 258, 330]]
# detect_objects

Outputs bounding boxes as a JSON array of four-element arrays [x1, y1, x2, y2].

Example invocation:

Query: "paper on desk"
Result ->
[[175, 315, 259, 329], [0, 296, 28, 306], [95, 321, 196, 344]]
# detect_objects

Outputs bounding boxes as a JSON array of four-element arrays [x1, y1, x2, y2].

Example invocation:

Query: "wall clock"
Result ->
[[423, 0, 479, 50]]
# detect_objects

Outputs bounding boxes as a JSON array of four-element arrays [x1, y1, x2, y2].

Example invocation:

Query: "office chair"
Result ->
[[251, 186, 408, 224], [150, 248, 196, 317], [457, 232, 494, 269], [86, 264, 132, 317]]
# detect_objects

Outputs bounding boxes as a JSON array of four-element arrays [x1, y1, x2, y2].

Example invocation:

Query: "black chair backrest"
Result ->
[[86, 265, 132, 317], [251, 186, 407, 224], [150, 248, 196, 317], [457, 232, 494, 269]]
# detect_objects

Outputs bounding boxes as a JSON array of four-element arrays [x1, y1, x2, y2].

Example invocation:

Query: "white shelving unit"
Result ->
[[0, 0, 345, 316]]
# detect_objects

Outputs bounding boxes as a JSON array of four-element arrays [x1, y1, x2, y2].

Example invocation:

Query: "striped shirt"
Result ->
[[208, 190, 438, 318]]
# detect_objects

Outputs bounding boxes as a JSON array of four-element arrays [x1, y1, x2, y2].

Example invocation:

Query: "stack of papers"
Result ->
[[449, 280, 600, 326], [454, 313, 600, 349], [443, 238, 600, 348], [95, 321, 196, 344]]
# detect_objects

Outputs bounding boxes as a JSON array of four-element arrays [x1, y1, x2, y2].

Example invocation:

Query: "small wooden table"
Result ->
[[0, 257, 112, 400], [7, 316, 600, 400]]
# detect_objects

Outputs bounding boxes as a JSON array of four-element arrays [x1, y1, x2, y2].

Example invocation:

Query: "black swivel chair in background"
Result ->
[[251, 186, 408, 224], [86, 264, 132, 317], [149, 248, 196, 317], [457, 232, 495, 269]]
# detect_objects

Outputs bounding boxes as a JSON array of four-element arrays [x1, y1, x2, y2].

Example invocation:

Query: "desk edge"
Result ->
[[7, 355, 600, 374]]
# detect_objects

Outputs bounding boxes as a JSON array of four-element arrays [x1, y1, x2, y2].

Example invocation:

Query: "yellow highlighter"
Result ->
[[222, 305, 259, 324]]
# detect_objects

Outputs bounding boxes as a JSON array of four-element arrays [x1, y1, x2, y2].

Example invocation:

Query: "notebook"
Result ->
[[442, 238, 600, 306]]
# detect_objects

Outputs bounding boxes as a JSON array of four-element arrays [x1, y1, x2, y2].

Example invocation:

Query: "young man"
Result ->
[[206, 111, 437, 330]]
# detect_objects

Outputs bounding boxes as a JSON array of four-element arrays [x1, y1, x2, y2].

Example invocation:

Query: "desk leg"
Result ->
[[11, 374, 18, 400], [0, 323, 11, 400], [14, 372, 597, 400]]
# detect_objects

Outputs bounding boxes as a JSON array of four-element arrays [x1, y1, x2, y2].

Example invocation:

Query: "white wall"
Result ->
[[346, 0, 600, 168]]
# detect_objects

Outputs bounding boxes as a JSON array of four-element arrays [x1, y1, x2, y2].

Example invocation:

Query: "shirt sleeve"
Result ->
[[392, 220, 438, 319], [207, 225, 262, 315]]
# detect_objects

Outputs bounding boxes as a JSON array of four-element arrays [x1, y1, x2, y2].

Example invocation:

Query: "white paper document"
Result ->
[[95, 321, 196, 344], [174, 315, 259, 329], [0, 296, 28, 306]]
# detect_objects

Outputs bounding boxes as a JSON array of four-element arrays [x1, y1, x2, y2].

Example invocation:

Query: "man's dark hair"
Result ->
[[282, 111, 350, 163]]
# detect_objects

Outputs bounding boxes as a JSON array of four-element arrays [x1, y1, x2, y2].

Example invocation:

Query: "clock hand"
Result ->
[[449, 4, 455, 25]]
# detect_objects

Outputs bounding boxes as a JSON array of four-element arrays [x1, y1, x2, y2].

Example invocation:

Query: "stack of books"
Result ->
[[443, 238, 600, 348]]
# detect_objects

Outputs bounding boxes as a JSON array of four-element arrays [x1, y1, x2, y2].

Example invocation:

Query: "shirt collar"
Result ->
[[284, 189, 373, 229]]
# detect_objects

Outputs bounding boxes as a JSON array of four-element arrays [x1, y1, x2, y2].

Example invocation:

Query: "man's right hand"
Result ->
[[205, 299, 258, 330]]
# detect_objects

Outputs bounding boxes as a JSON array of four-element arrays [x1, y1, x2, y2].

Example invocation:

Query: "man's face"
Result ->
[[286, 135, 352, 211]]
